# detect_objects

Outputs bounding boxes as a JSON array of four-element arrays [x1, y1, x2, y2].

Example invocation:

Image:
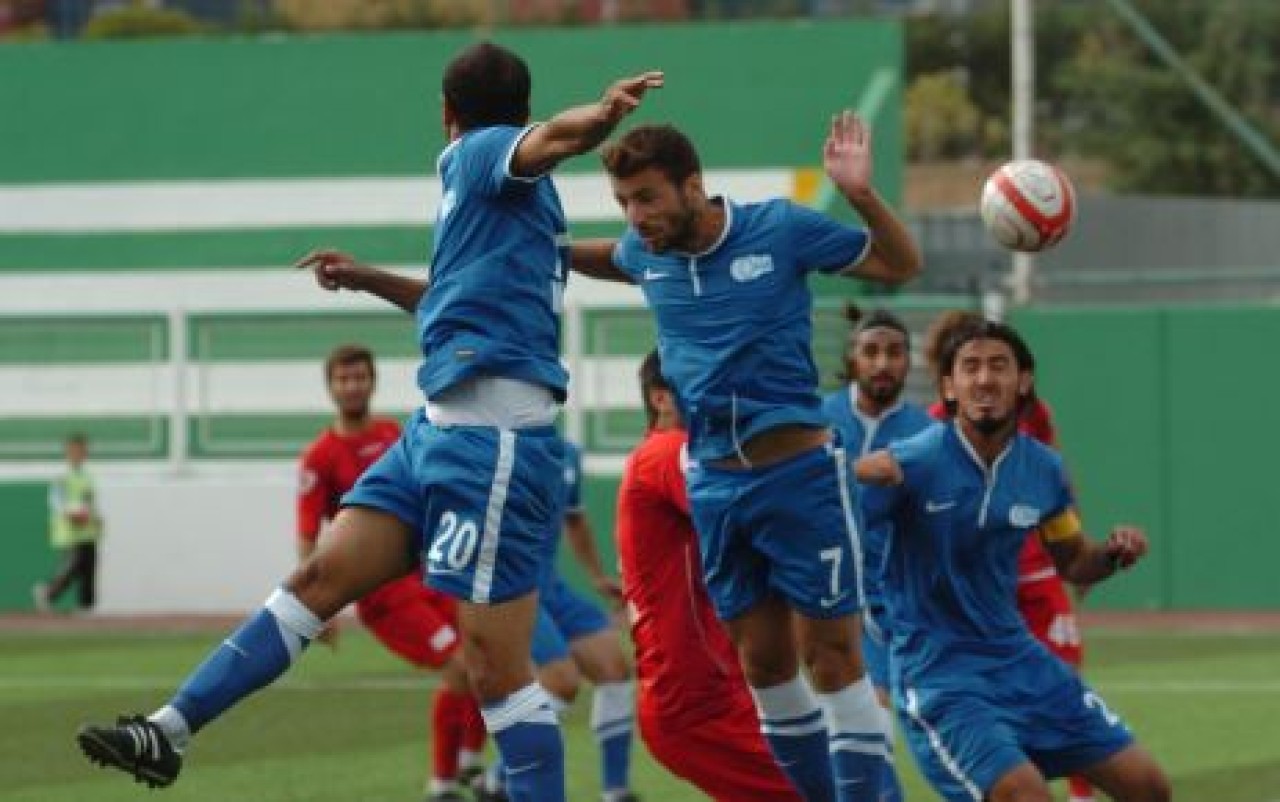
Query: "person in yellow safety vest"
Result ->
[[34, 433, 104, 612]]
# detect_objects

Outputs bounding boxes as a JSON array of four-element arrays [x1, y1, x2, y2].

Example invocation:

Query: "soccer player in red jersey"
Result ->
[[923, 312, 1094, 802], [297, 344, 485, 802], [614, 349, 802, 802]]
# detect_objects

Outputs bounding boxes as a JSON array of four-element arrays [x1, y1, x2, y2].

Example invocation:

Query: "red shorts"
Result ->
[[1018, 576, 1083, 666], [638, 698, 802, 802], [356, 575, 460, 669]]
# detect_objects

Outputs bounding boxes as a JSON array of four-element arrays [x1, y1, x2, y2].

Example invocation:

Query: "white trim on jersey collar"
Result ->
[[849, 386, 905, 428], [951, 419, 1014, 474]]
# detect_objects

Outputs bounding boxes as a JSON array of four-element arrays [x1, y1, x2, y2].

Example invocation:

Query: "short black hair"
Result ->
[[66, 432, 88, 446], [442, 42, 531, 131], [602, 124, 702, 187], [638, 348, 670, 428]]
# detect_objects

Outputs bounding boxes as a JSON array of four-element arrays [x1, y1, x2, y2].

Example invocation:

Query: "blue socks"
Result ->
[[817, 677, 894, 802], [591, 682, 634, 795], [165, 589, 322, 740], [481, 684, 566, 802], [752, 676, 837, 802]]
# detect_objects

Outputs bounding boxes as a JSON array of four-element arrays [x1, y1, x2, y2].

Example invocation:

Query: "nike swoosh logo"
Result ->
[[506, 761, 542, 775], [222, 639, 248, 657], [643, 270, 669, 280], [925, 500, 957, 513]]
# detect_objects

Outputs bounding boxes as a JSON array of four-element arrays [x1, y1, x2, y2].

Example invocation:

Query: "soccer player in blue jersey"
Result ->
[[475, 438, 638, 802], [572, 115, 922, 802], [854, 319, 1171, 802], [821, 305, 935, 802], [76, 42, 661, 802]]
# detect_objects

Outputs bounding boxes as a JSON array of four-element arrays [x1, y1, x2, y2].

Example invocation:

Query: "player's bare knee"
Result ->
[[800, 635, 861, 690], [738, 641, 799, 687], [538, 659, 580, 704], [282, 558, 344, 618]]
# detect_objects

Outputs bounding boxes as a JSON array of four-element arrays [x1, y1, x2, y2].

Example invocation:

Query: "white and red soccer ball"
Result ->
[[980, 159, 1076, 253]]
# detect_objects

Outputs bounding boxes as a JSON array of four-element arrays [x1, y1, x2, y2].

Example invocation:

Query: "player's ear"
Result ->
[[1017, 371, 1033, 400], [682, 172, 705, 200]]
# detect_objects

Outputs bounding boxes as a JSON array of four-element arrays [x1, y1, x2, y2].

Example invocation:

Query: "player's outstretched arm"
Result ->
[[511, 71, 664, 178], [823, 111, 922, 285], [570, 239, 634, 284], [295, 250, 427, 313], [854, 449, 903, 486], [1045, 522, 1149, 585]]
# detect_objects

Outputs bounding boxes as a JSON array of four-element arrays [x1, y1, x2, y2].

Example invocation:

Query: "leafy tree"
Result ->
[[1053, 0, 1280, 196]]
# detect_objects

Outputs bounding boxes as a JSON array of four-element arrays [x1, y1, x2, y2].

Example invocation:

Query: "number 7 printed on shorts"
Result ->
[[819, 546, 848, 609]]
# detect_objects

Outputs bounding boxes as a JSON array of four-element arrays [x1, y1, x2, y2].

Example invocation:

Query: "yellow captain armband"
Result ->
[[1041, 509, 1082, 543]]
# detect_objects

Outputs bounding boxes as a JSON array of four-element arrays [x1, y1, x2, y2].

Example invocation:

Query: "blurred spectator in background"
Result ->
[[33, 432, 104, 613]]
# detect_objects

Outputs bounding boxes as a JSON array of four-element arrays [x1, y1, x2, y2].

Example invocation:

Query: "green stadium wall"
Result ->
[[5, 304, 1280, 612], [0, 22, 904, 275]]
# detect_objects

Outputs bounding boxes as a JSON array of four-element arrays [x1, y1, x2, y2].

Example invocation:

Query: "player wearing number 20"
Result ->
[[854, 319, 1170, 802]]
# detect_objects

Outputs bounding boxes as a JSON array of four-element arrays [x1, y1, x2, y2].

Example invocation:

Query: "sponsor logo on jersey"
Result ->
[[1010, 504, 1040, 527], [729, 254, 775, 282]]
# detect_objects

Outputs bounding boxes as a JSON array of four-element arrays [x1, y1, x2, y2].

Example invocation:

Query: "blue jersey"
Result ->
[[822, 391, 935, 611], [876, 423, 1075, 684], [612, 198, 870, 461], [419, 125, 570, 401]]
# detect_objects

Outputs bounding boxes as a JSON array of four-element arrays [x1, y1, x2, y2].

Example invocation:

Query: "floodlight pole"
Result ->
[[1009, 0, 1035, 306]]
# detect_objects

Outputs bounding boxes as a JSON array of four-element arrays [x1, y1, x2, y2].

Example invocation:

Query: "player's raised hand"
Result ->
[[295, 249, 368, 293], [600, 71, 665, 125], [1104, 525, 1148, 570], [824, 110, 874, 199]]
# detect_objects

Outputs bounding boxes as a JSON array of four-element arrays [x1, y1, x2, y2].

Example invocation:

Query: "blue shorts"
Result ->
[[343, 410, 565, 604], [686, 440, 865, 621], [531, 604, 570, 667], [542, 572, 611, 643], [895, 645, 1133, 801]]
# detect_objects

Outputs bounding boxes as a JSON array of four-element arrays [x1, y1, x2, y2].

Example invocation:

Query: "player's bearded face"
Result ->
[[851, 328, 908, 407], [614, 169, 699, 253], [946, 338, 1029, 436], [328, 363, 374, 419]]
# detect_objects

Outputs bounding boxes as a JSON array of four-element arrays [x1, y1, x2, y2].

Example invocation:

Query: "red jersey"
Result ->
[[297, 418, 431, 615], [925, 398, 1062, 582], [297, 418, 402, 543], [616, 427, 752, 729]]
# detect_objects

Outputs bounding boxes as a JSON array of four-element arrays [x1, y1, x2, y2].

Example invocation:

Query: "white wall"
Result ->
[[95, 465, 298, 614]]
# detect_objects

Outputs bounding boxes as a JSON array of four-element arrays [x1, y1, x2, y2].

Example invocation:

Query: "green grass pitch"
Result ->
[[1, 623, 1277, 801]]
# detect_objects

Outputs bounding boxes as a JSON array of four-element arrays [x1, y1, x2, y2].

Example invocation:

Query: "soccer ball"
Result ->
[[979, 160, 1076, 252]]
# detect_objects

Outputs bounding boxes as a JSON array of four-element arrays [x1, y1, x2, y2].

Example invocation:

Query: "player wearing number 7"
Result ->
[[75, 42, 662, 802], [854, 318, 1171, 802], [571, 114, 921, 801]]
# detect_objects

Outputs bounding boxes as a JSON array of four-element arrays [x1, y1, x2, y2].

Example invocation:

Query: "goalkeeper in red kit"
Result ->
[[613, 350, 802, 802]]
